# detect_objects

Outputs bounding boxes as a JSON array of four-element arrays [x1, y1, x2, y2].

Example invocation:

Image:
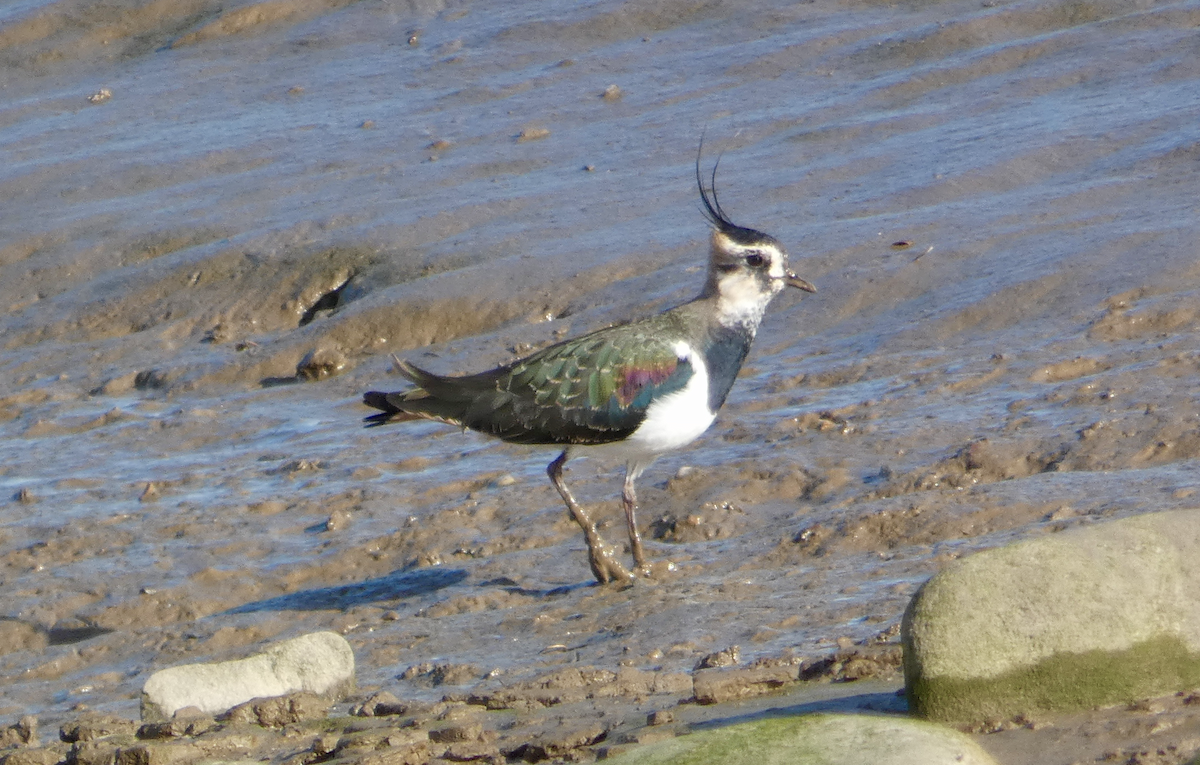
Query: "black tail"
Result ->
[[362, 390, 423, 427], [362, 359, 490, 429]]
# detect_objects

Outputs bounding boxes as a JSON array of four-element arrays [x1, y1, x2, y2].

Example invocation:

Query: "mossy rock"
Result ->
[[603, 713, 998, 765], [903, 509, 1200, 721]]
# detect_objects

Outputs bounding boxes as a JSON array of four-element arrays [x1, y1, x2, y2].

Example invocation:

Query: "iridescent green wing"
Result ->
[[463, 324, 694, 445]]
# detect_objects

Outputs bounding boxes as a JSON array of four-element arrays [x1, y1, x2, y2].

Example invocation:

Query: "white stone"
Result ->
[[141, 631, 355, 720]]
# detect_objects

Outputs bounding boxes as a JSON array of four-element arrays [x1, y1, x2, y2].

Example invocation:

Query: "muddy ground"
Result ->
[[4, 0, 1200, 762]]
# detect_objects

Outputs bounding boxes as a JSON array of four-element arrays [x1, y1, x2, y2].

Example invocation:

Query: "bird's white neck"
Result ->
[[713, 271, 783, 332]]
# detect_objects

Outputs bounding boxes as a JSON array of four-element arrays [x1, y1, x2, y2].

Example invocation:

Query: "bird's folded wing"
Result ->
[[470, 328, 695, 445]]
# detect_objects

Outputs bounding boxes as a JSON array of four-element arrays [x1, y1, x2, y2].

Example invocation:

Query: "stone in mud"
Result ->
[[112, 741, 202, 765], [903, 508, 1200, 721], [692, 664, 800, 704], [0, 716, 37, 748], [60, 716, 138, 743], [219, 691, 329, 728], [516, 127, 550, 142], [295, 348, 347, 381], [506, 720, 607, 762], [66, 735, 137, 765], [399, 662, 481, 687], [800, 645, 903, 683], [135, 711, 214, 740], [428, 722, 483, 743], [350, 690, 407, 717], [140, 631, 355, 721], [0, 748, 64, 765], [333, 728, 429, 763], [694, 645, 740, 669], [601, 714, 997, 765]]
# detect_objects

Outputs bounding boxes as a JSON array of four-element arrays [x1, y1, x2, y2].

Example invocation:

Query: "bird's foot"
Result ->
[[634, 558, 676, 580], [587, 539, 634, 585]]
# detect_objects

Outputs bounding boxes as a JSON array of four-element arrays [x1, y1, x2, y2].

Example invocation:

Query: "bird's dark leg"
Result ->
[[547, 451, 633, 585], [622, 468, 648, 574]]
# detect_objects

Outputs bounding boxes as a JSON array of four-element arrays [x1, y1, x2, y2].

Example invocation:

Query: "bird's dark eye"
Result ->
[[745, 253, 765, 268]]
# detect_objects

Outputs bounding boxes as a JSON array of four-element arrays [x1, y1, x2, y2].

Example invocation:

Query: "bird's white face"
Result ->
[[709, 230, 805, 330]]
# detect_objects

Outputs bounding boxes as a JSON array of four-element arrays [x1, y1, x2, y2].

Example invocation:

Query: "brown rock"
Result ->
[[692, 664, 800, 704], [694, 645, 740, 670], [220, 692, 329, 728], [135, 712, 214, 740], [516, 127, 550, 143], [113, 741, 201, 765], [60, 717, 137, 744], [439, 740, 501, 762], [506, 721, 606, 761], [646, 710, 674, 726], [296, 348, 347, 381], [399, 663, 481, 688], [799, 646, 902, 682], [351, 691, 408, 717], [334, 729, 430, 765], [66, 737, 134, 765], [0, 716, 38, 748], [2, 747, 65, 765], [334, 728, 428, 757], [428, 723, 482, 743]]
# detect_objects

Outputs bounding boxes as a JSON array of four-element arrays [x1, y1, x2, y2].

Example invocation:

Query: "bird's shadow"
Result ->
[[221, 567, 469, 614]]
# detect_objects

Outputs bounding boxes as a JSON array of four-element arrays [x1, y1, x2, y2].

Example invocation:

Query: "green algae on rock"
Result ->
[[903, 508, 1200, 721], [601, 713, 999, 765]]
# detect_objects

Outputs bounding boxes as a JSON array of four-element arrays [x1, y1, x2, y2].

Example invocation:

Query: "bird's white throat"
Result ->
[[715, 270, 783, 331]]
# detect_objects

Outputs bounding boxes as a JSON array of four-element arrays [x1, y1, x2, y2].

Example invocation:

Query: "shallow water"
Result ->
[[3, 0, 1200, 758]]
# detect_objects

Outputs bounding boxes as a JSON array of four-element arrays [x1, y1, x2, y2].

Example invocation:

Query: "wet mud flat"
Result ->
[[5, 0, 1200, 762]]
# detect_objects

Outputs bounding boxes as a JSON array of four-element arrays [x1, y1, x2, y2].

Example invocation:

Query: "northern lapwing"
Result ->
[[363, 146, 816, 584]]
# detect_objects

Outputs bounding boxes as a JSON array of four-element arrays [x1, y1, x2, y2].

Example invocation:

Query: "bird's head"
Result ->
[[697, 150, 815, 329]]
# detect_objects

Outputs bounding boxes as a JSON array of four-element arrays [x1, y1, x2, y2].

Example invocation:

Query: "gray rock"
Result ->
[[601, 713, 998, 765], [140, 631, 355, 720], [903, 508, 1200, 721]]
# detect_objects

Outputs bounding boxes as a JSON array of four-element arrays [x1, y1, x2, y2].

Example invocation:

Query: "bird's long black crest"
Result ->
[[695, 135, 764, 243]]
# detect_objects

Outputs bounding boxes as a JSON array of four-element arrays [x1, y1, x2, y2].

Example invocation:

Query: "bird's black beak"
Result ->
[[784, 270, 817, 293]]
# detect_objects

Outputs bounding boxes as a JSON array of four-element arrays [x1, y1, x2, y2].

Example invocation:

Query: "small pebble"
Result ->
[[326, 508, 352, 532], [86, 88, 112, 104], [517, 127, 550, 142], [296, 348, 348, 381], [602, 84, 622, 101], [647, 710, 674, 726]]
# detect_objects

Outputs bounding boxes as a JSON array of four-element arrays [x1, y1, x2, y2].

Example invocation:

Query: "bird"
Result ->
[[363, 144, 816, 584]]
